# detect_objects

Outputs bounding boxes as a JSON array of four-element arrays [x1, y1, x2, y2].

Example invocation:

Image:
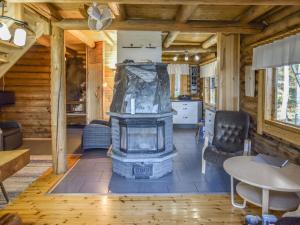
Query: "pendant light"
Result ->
[[184, 51, 189, 61], [194, 54, 200, 61], [0, 1, 30, 46], [0, 22, 11, 41], [13, 27, 26, 46], [173, 55, 178, 62]]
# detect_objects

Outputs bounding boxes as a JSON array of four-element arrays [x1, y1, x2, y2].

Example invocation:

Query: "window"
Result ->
[[257, 65, 300, 146], [274, 65, 300, 127]]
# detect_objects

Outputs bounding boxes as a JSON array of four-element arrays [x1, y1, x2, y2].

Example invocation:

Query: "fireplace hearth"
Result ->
[[108, 62, 176, 179]]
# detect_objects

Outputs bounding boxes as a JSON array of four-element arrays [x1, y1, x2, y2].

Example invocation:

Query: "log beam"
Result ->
[[53, 19, 263, 34], [51, 26, 67, 174], [202, 34, 217, 49], [163, 5, 197, 48], [264, 6, 300, 24], [108, 2, 126, 21], [243, 11, 300, 46], [164, 31, 180, 49], [238, 5, 274, 24], [101, 31, 115, 46], [163, 45, 216, 54], [6, 0, 300, 5], [67, 30, 96, 48]]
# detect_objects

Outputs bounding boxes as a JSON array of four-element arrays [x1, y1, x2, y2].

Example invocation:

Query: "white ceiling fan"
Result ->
[[87, 2, 113, 31]]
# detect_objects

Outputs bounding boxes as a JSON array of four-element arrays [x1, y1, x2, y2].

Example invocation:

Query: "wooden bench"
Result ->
[[0, 150, 30, 203]]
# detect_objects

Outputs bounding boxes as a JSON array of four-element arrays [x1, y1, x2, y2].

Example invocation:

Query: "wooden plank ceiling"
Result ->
[[21, 1, 300, 61]]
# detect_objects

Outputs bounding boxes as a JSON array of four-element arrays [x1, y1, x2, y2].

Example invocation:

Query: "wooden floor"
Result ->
[[0, 156, 262, 225]]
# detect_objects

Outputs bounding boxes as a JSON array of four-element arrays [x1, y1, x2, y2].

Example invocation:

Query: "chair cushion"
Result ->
[[1, 128, 20, 137], [212, 111, 250, 153], [203, 145, 244, 167]]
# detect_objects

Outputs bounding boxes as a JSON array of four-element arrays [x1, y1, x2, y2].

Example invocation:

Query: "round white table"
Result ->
[[224, 156, 300, 214]]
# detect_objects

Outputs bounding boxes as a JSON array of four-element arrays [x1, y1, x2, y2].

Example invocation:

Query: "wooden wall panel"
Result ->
[[103, 42, 117, 120], [86, 42, 103, 122], [217, 33, 240, 111], [240, 34, 300, 164], [0, 45, 51, 138]]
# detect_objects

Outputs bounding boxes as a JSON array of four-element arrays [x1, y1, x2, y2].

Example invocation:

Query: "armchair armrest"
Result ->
[[243, 139, 251, 156], [205, 132, 214, 145], [0, 121, 22, 129]]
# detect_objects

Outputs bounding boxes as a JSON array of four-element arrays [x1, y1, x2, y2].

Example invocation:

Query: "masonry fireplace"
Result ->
[[108, 62, 176, 179]]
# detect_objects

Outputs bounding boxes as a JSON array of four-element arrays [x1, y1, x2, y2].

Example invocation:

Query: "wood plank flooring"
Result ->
[[0, 155, 264, 225]]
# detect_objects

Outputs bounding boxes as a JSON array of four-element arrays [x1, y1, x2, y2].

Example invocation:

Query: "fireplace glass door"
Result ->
[[120, 119, 165, 153]]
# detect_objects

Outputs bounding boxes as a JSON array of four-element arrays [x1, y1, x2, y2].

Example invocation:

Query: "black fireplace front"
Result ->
[[119, 118, 165, 154]]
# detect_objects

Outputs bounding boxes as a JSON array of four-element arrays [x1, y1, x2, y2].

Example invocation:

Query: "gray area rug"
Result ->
[[0, 156, 52, 208], [51, 129, 230, 195]]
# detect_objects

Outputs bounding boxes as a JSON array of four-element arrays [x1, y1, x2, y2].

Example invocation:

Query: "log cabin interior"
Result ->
[[0, 0, 300, 224]]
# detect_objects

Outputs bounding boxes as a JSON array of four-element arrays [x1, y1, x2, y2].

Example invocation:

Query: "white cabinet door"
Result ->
[[172, 101, 199, 124]]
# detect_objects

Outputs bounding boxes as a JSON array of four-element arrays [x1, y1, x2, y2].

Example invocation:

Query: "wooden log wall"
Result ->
[[0, 45, 51, 138], [240, 27, 300, 164]]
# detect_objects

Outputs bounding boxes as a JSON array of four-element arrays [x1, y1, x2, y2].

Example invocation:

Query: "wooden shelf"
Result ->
[[236, 182, 300, 211]]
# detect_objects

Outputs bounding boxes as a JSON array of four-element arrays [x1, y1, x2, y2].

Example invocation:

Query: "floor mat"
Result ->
[[51, 129, 230, 195], [0, 156, 52, 207]]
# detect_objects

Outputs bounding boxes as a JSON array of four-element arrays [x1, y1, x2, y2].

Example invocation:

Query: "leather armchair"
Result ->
[[201, 111, 251, 174], [0, 121, 23, 151]]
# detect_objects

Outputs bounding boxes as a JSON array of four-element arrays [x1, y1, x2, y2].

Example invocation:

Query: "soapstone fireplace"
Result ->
[[108, 62, 176, 179]]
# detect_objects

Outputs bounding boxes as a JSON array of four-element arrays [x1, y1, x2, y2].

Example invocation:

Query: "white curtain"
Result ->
[[167, 64, 189, 75], [200, 61, 217, 78], [167, 64, 189, 97], [252, 33, 300, 70]]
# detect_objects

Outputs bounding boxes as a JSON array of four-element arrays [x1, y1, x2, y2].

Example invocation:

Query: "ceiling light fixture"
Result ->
[[0, 1, 30, 46], [184, 51, 189, 61], [173, 55, 178, 62], [194, 54, 200, 61], [0, 22, 11, 40], [13, 27, 26, 46]]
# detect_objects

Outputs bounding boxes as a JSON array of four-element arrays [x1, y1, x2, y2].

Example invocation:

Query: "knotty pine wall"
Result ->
[[0, 45, 51, 138], [103, 41, 117, 120], [240, 37, 300, 164]]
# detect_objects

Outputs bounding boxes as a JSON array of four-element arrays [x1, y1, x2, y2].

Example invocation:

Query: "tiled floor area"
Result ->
[[51, 128, 230, 194]]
